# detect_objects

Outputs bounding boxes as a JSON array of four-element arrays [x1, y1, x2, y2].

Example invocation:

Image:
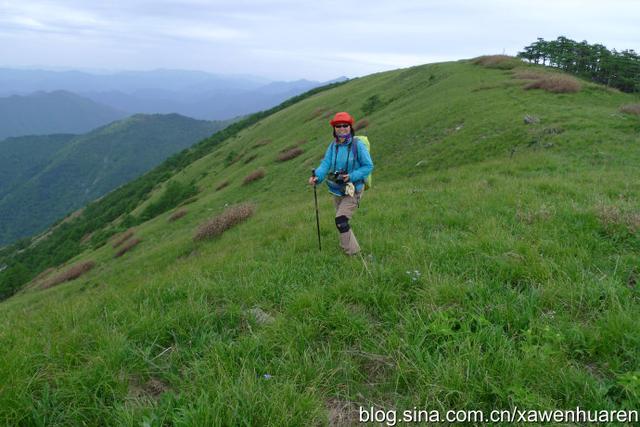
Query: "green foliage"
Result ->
[[225, 150, 239, 166], [518, 36, 640, 93], [0, 134, 75, 201], [89, 228, 116, 250], [361, 94, 383, 115], [0, 262, 29, 299], [138, 180, 199, 222], [0, 114, 227, 245]]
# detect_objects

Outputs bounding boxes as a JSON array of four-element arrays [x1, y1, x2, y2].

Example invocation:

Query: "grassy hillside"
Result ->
[[0, 90, 127, 139], [0, 58, 639, 425], [0, 114, 229, 246], [0, 134, 75, 200]]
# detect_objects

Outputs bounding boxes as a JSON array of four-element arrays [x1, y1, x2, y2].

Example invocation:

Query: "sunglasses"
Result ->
[[334, 124, 350, 129]]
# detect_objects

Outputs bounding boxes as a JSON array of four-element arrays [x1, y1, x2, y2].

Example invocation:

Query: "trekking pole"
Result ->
[[312, 169, 321, 251]]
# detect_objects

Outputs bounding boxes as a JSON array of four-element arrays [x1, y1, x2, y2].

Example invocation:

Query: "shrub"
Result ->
[[354, 119, 369, 131], [524, 74, 581, 93], [362, 95, 382, 115], [193, 203, 255, 241], [112, 229, 135, 248], [169, 209, 188, 222], [472, 55, 520, 69], [0, 263, 30, 299], [114, 238, 141, 258], [224, 150, 242, 166], [277, 148, 304, 162], [243, 168, 266, 185], [42, 261, 96, 289], [138, 180, 199, 222], [215, 180, 230, 191], [620, 104, 640, 115]]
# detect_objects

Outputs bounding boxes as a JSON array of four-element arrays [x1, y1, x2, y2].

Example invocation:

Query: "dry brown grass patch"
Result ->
[[516, 204, 554, 225], [279, 144, 299, 153], [512, 68, 546, 80], [597, 205, 640, 234], [42, 261, 96, 289], [114, 238, 141, 258], [112, 229, 135, 248], [326, 398, 359, 426], [472, 55, 519, 69], [354, 119, 369, 131], [169, 209, 187, 222], [620, 104, 640, 116], [193, 203, 255, 241], [80, 232, 93, 244], [243, 168, 266, 185], [308, 107, 329, 121], [215, 180, 230, 191], [34, 267, 55, 282], [243, 154, 258, 164], [24, 267, 55, 289], [252, 139, 272, 148], [177, 196, 198, 208], [524, 74, 581, 93], [277, 147, 304, 162], [128, 375, 172, 401]]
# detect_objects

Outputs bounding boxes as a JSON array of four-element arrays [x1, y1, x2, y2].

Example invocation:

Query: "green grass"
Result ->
[[1, 59, 639, 425]]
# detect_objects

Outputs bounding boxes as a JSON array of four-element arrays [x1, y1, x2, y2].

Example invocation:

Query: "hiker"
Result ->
[[308, 112, 373, 255]]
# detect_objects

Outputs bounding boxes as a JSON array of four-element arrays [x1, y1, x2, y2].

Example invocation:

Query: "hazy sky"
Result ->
[[1, 0, 638, 80]]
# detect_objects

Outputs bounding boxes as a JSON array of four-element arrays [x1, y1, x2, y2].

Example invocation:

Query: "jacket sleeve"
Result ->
[[314, 143, 334, 183], [349, 140, 373, 183]]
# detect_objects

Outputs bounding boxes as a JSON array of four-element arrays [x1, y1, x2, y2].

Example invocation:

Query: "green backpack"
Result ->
[[353, 135, 372, 190]]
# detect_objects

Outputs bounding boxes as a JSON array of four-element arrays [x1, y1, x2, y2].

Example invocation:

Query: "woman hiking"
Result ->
[[308, 112, 373, 256]]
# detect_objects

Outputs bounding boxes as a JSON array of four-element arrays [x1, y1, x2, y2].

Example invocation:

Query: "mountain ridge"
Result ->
[[0, 90, 128, 139], [0, 113, 230, 245]]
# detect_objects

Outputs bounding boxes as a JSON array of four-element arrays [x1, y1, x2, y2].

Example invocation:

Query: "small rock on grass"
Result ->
[[249, 307, 275, 325]]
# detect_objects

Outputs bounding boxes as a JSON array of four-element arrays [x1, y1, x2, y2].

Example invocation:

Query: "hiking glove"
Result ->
[[345, 182, 355, 197]]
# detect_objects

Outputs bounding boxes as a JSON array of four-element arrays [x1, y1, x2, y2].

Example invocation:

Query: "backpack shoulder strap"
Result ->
[[330, 141, 339, 173], [350, 137, 361, 176], [351, 137, 360, 160]]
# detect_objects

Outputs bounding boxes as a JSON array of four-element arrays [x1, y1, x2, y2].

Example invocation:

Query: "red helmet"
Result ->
[[329, 112, 354, 127]]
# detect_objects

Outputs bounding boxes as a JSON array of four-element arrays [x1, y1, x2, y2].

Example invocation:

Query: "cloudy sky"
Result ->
[[0, 0, 638, 80]]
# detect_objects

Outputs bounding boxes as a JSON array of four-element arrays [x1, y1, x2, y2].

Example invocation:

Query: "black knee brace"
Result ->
[[335, 215, 350, 233]]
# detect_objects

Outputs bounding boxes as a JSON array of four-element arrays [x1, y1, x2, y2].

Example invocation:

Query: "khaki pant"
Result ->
[[333, 191, 362, 255]]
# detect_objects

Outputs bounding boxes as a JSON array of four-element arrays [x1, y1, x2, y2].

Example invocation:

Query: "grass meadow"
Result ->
[[0, 58, 639, 425]]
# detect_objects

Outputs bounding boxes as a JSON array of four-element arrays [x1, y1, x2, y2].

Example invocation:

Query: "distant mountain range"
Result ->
[[0, 113, 229, 244], [0, 91, 127, 139], [0, 68, 348, 121]]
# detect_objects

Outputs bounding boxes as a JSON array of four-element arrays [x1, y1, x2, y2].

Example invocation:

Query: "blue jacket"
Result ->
[[315, 136, 374, 196]]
